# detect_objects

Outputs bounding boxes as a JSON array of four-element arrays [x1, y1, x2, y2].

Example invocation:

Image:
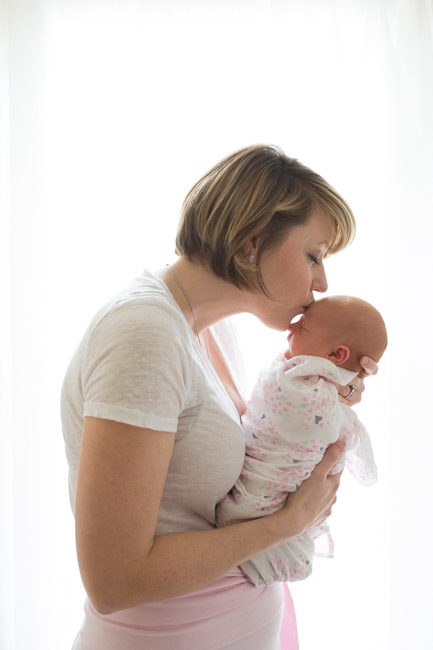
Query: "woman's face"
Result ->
[[249, 210, 332, 331]]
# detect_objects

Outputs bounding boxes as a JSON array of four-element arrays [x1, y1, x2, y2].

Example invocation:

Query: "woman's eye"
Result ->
[[309, 254, 319, 265]]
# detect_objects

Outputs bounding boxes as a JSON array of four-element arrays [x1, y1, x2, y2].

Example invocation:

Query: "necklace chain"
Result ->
[[166, 265, 209, 358]]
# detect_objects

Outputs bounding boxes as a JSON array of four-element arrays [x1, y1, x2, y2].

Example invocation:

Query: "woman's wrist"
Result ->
[[261, 503, 305, 545]]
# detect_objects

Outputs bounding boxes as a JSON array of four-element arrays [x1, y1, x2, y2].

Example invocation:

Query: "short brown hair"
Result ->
[[176, 144, 355, 293]]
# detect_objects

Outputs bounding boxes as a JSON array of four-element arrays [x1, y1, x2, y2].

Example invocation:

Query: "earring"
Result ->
[[249, 255, 256, 263]]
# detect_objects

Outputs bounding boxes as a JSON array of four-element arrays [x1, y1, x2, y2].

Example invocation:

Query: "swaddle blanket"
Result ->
[[217, 354, 377, 585]]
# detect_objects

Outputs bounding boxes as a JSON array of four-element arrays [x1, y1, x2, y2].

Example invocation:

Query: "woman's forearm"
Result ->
[[90, 507, 295, 614]]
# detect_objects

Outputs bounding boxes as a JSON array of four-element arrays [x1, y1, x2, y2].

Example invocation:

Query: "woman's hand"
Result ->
[[337, 355, 379, 406], [277, 440, 346, 536]]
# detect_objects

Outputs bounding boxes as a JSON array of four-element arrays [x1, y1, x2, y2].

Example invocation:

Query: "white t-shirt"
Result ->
[[60, 269, 247, 535]]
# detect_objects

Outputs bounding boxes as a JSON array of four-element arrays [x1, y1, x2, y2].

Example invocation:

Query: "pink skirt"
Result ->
[[72, 568, 298, 650]]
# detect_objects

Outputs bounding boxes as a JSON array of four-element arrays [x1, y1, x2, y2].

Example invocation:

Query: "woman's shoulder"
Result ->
[[88, 269, 188, 340]]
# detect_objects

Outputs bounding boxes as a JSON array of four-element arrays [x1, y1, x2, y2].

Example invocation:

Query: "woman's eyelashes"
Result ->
[[309, 254, 320, 265]]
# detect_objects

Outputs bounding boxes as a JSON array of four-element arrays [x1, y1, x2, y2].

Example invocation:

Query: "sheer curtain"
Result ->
[[2, 1, 432, 648]]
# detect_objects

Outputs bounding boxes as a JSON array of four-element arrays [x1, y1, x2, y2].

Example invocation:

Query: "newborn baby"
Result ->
[[217, 295, 388, 585]]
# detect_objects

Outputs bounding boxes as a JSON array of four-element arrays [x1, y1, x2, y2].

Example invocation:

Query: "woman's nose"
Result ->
[[312, 264, 328, 293]]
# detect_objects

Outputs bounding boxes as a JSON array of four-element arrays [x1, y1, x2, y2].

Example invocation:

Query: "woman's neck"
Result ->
[[157, 257, 252, 333]]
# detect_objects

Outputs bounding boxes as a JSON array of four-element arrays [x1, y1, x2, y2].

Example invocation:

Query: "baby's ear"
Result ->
[[329, 345, 350, 366]]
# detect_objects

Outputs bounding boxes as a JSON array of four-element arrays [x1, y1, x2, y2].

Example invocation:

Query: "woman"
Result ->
[[61, 144, 376, 649]]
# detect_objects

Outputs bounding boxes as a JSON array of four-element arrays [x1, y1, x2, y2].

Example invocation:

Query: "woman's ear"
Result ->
[[329, 344, 350, 366], [243, 237, 259, 259]]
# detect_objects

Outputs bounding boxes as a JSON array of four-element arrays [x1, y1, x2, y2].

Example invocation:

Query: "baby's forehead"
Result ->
[[310, 297, 359, 314], [307, 299, 339, 317], [307, 298, 360, 324]]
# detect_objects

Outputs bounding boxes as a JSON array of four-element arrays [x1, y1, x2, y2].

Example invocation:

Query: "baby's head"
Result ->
[[285, 295, 388, 373]]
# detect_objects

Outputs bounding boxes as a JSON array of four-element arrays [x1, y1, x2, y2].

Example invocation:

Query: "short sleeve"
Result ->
[[82, 304, 190, 432]]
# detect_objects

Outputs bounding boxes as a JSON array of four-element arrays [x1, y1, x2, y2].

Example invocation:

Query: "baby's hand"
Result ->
[[337, 356, 378, 406]]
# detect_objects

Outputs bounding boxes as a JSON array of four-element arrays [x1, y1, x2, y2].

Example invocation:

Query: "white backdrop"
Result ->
[[2, 1, 433, 648]]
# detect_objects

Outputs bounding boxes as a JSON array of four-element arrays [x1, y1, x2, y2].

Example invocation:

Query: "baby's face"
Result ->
[[285, 301, 334, 360]]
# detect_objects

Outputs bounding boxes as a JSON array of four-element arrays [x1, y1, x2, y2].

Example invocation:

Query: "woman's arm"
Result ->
[[76, 416, 343, 615]]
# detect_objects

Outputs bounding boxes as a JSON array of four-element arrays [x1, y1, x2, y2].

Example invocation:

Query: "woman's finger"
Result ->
[[314, 441, 345, 478], [338, 374, 365, 405], [359, 355, 379, 377], [338, 356, 379, 404]]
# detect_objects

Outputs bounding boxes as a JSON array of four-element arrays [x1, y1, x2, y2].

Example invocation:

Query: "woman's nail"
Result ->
[[361, 357, 372, 374]]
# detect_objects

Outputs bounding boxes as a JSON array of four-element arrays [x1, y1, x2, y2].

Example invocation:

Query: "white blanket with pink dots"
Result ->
[[216, 354, 377, 585]]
